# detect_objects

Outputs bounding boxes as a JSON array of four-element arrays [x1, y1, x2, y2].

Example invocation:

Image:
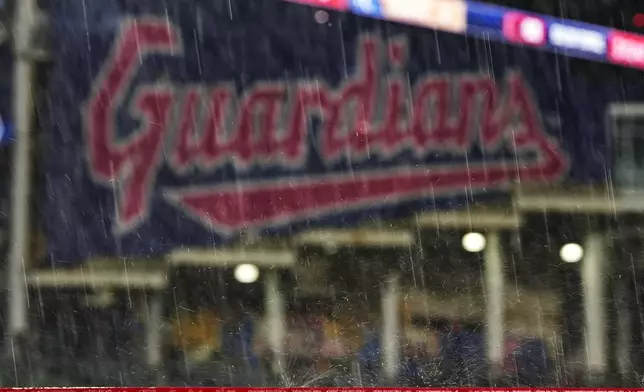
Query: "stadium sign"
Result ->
[[42, 0, 626, 263], [86, 22, 565, 233]]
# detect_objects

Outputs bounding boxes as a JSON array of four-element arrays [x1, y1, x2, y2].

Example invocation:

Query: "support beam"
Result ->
[[7, 0, 37, 339], [145, 291, 164, 385], [582, 232, 608, 383], [484, 231, 504, 381], [265, 271, 285, 379], [614, 273, 632, 383], [381, 273, 400, 384]]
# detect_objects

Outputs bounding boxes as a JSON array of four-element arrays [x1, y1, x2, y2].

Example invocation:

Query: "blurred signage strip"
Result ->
[[468, 2, 613, 62], [286, 0, 348, 11], [608, 30, 644, 69], [549, 23, 607, 54], [502, 11, 548, 47], [283, 0, 644, 71]]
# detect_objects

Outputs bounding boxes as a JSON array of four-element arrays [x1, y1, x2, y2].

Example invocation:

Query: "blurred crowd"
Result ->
[[23, 291, 552, 387]]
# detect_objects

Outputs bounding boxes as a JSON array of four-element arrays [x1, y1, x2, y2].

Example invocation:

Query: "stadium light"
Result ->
[[462, 232, 486, 253], [234, 263, 260, 283], [560, 242, 584, 263]]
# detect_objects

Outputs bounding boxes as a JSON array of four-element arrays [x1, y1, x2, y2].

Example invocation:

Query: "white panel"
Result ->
[[168, 248, 296, 268], [294, 229, 414, 248], [514, 188, 644, 213], [27, 269, 167, 289], [608, 103, 644, 118], [416, 209, 521, 229]]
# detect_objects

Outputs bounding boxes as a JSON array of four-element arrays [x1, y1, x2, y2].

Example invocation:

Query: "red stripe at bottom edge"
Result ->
[[0, 388, 641, 392]]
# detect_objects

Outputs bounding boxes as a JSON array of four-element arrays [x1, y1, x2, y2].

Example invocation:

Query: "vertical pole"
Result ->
[[265, 271, 285, 378], [145, 291, 163, 384], [381, 273, 400, 384], [615, 274, 632, 384], [484, 231, 504, 382], [582, 232, 608, 383], [8, 0, 37, 340]]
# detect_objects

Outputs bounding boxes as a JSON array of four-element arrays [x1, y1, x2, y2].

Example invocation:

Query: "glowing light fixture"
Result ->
[[462, 232, 486, 253], [560, 242, 583, 263], [234, 263, 260, 283]]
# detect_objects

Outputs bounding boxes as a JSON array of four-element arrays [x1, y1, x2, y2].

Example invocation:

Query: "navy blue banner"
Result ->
[[41, 0, 635, 264], [0, 45, 10, 244], [0, 46, 10, 146]]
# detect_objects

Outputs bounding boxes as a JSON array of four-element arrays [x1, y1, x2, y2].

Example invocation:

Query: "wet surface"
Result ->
[[2, 0, 644, 388]]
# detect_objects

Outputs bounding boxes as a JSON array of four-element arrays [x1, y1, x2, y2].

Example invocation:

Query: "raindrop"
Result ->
[[314, 10, 329, 24]]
